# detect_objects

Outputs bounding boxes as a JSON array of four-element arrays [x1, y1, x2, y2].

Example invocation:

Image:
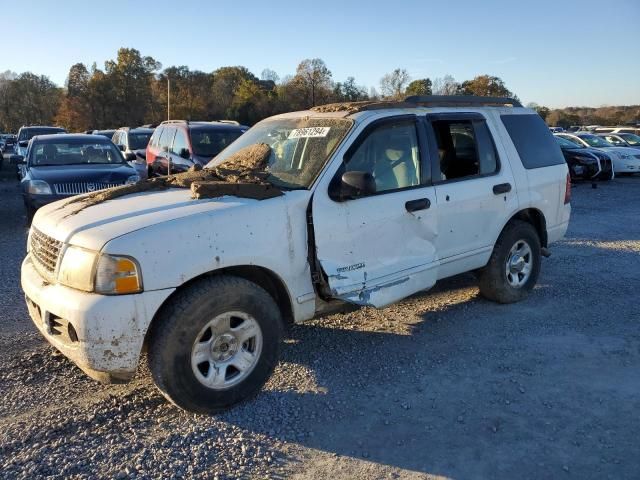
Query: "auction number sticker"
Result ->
[[288, 127, 330, 139]]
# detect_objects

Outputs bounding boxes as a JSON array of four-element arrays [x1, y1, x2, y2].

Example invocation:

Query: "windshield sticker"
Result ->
[[288, 127, 330, 139]]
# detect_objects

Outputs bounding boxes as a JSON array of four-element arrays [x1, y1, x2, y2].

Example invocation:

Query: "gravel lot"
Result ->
[[1, 157, 639, 479]]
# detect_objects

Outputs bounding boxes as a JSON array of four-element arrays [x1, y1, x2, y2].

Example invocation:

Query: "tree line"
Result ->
[[0, 48, 637, 133]]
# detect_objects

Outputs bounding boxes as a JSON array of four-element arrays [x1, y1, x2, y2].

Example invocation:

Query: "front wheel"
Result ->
[[478, 220, 541, 304], [148, 275, 284, 414]]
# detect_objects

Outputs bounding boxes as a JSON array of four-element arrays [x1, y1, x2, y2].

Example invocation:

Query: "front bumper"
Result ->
[[21, 255, 174, 383]]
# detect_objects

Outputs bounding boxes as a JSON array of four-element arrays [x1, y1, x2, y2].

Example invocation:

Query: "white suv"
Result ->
[[22, 96, 571, 413]]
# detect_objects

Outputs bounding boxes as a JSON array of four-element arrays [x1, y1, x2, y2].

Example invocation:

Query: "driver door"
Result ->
[[311, 115, 439, 308]]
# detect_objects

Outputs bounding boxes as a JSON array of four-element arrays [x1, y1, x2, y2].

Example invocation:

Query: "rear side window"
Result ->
[[501, 114, 565, 169]]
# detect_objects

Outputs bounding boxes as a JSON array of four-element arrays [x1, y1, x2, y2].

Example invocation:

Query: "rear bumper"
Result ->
[[21, 254, 174, 383]]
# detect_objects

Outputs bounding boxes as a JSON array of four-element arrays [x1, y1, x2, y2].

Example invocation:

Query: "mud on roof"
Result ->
[[58, 143, 282, 215], [310, 100, 414, 114]]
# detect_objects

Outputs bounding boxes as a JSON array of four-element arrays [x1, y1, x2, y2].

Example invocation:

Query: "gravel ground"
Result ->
[[1, 158, 639, 479]]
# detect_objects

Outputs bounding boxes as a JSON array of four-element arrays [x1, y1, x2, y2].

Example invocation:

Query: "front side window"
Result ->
[[343, 120, 420, 193], [604, 135, 624, 145], [209, 118, 352, 189], [431, 119, 498, 181], [579, 135, 613, 148], [29, 140, 125, 166], [619, 133, 640, 146]]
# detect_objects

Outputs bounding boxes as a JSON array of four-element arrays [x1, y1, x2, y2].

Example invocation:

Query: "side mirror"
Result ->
[[124, 152, 137, 162], [330, 171, 376, 201], [179, 148, 191, 160], [12, 155, 25, 164], [18, 140, 28, 148]]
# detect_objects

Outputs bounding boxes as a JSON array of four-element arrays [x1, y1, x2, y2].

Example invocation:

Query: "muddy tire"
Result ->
[[478, 220, 541, 304], [148, 275, 283, 414]]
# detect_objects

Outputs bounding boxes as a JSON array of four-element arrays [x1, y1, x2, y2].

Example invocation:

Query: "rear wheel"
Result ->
[[148, 275, 283, 414], [478, 220, 541, 304]]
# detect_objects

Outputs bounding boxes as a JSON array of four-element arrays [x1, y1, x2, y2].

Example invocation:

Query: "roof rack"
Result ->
[[161, 120, 189, 125], [404, 95, 522, 107]]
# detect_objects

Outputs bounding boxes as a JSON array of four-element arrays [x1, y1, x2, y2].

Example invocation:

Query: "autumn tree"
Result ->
[[380, 68, 410, 100], [0, 73, 61, 131], [104, 48, 161, 126], [56, 63, 92, 130], [458, 75, 515, 98], [405, 78, 432, 97]]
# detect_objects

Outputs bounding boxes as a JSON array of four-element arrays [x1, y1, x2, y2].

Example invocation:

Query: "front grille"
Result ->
[[53, 182, 122, 195], [30, 227, 62, 278]]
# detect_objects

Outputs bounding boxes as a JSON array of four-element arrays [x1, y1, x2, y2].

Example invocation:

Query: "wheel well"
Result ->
[[510, 208, 547, 247], [142, 266, 294, 351]]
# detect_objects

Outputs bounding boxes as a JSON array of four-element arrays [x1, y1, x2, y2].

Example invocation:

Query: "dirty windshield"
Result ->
[[208, 118, 352, 189]]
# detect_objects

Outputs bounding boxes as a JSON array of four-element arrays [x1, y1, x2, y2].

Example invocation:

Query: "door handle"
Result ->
[[405, 198, 431, 212], [493, 183, 512, 195]]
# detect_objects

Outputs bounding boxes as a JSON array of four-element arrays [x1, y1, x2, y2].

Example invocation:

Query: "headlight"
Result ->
[[126, 175, 140, 185], [57, 246, 98, 291], [95, 254, 143, 294], [57, 247, 143, 294], [27, 180, 52, 195]]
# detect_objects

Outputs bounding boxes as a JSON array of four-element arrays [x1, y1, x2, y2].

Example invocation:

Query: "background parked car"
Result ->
[[554, 135, 613, 181], [15, 126, 66, 159], [20, 134, 140, 221], [556, 132, 640, 174], [146, 120, 247, 176], [598, 133, 640, 149], [112, 126, 154, 179], [92, 129, 116, 139]]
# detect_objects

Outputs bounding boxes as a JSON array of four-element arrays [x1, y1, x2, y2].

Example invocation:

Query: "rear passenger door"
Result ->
[[425, 113, 518, 275]]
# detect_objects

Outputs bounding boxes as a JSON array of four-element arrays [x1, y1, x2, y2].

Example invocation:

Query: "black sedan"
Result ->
[[20, 134, 140, 221], [554, 135, 613, 181]]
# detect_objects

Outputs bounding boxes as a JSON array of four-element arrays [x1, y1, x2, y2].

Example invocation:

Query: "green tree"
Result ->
[[405, 78, 432, 97], [333, 77, 368, 102]]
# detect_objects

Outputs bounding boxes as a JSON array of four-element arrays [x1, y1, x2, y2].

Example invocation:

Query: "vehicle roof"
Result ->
[[126, 127, 154, 133], [31, 133, 112, 143]]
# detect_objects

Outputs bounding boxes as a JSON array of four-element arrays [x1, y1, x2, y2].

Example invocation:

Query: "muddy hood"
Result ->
[[32, 188, 295, 252]]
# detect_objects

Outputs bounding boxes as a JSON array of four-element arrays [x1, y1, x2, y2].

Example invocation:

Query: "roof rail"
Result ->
[[161, 120, 189, 125], [216, 120, 240, 125], [404, 95, 522, 108]]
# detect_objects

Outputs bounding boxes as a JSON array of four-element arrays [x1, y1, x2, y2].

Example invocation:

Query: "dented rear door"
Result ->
[[311, 115, 439, 308]]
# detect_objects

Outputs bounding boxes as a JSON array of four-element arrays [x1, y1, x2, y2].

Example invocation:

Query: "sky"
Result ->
[[2, 0, 639, 108]]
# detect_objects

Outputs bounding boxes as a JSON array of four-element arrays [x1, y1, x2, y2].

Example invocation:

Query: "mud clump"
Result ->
[[311, 100, 413, 114], [60, 143, 281, 215]]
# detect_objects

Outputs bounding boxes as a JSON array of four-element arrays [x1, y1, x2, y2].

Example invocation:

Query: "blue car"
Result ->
[[21, 134, 140, 221]]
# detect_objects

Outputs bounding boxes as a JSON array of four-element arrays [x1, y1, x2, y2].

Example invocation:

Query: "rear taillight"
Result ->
[[564, 173, 571, 204]]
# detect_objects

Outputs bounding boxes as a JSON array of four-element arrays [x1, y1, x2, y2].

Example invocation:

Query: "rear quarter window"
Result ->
[[501, 114, 565, 169]]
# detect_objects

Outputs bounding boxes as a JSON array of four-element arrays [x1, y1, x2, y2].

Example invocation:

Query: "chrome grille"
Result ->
[[30, 227, 62, 278], [53, 182, 123, 195]]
